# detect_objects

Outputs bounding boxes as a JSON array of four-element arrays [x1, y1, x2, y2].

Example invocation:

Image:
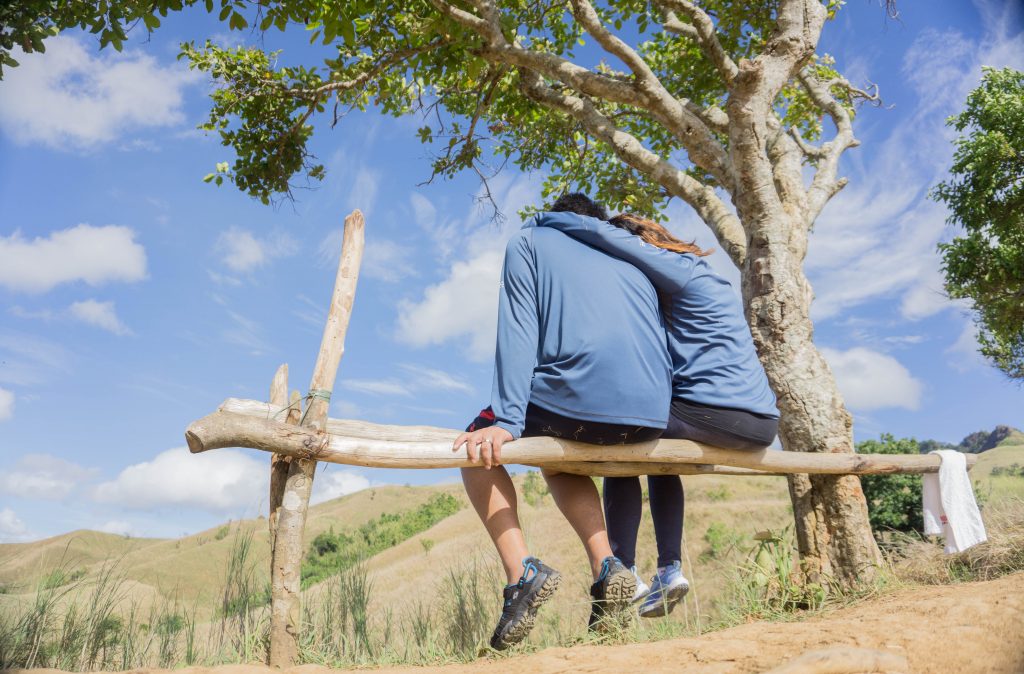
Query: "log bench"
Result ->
[[183, 209, 974, 666]]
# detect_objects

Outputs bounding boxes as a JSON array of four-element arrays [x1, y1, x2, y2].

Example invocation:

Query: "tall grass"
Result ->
[[0, 530, 267, 670], [8, 499, 1022, 671]]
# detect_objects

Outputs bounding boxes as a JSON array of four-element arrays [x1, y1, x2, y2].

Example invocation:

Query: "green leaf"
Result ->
[[203, 173, 216, 183], [143, 14, 161, 30], [340, 16, 355, 45]]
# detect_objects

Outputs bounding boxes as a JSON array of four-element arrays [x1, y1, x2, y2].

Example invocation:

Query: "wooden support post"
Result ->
[[268, 365, 292, 543], [268, 210, 365, 668]]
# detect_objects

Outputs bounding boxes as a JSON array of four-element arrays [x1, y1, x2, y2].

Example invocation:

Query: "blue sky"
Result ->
[[1, 1, 1022, 542]]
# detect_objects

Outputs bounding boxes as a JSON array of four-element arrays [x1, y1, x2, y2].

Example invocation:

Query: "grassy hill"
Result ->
[[973, 429, 1024, 501], [0, 472, 794, 664], [3, 439, 1020, 670]]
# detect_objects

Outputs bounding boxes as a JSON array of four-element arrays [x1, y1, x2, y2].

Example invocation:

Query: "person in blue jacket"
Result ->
[[534, 210, 780, 618], [452, 194, 672, 650]]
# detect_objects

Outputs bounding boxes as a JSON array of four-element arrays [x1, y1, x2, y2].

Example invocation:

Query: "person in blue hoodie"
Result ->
[[452, 194, 672, 650], [533, 210, 780, 618]]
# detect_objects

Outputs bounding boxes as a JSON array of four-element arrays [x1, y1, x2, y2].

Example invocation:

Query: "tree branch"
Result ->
[[438, 0, 735, 191], [654, 0, 739, 86], [293, 39, 450, 99], [797, 68, 860, 224], [519, 69, 746, 266]]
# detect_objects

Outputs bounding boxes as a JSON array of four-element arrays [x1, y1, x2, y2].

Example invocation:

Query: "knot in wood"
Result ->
[[300, 433, 328, 460]]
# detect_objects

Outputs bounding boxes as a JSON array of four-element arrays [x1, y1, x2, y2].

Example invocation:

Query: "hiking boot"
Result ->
[[490, 556, 561, 650], [639, 560, 690, 618], [630, 565, 651, 604], [587, 556, 637, 632]]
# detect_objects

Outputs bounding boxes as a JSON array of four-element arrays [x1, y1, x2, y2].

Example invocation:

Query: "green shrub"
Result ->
[[302, 493, 461, 587], [702, 521, 744, 560], [522, 471, 549, 506], [706, 485, 731, 502], [857, 435, 924, 534]]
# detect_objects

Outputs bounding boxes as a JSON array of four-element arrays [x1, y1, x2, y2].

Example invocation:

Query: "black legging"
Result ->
[[604, 473, 683, 568], [604, 403, 777, 569]]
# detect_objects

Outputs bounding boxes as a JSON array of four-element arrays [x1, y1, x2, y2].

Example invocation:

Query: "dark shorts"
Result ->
[[466, 403, 662, 445], [668, 398, 778, 449]]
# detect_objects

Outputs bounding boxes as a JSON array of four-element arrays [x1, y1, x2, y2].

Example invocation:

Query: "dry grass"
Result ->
[[892, 497, 1024, 585]]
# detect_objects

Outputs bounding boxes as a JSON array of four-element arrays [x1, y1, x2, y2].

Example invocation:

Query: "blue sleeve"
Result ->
[[535, 211, 696, 294], [489, 231, 539, 439]]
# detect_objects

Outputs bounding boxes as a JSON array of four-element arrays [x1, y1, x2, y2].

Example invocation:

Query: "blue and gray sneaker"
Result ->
[[639, 560, 690, 618], [588, 556, 637, 632], [490, 556, 561, 650], [630, 565, 651, 604]]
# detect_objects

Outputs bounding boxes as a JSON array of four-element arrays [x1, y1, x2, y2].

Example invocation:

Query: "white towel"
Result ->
[[922, 449, 987, 554]]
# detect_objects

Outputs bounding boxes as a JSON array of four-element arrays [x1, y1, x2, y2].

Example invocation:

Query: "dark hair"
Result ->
[[549, 193, 608, 221], [609, 213, 712, 256]]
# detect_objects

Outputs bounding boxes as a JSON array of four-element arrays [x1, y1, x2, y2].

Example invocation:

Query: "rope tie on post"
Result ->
[[300, 388, 332, 426]]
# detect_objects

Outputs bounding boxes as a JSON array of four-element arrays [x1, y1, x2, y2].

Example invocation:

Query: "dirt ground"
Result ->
[[25, 572, 1024, 674]]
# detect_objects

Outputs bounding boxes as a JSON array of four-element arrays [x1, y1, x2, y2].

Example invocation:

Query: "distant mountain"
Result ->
[[958, 426, 1022, 453], [919, 425, 1023, 455]]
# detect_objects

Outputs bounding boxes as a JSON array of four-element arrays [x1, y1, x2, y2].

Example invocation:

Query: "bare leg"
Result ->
[[541, 469, 613, 580], [461, 466, 528, 584]]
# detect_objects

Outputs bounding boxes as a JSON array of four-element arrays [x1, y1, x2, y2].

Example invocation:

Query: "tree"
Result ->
[[10, 0, 886, 610], [933, 67, 1024, 380], [857, 435, 924, 535]]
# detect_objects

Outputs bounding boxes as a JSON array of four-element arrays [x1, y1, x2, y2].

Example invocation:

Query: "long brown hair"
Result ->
[[609, 213, 713, 257]]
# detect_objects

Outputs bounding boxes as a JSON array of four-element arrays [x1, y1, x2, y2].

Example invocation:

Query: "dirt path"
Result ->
[[27, 572, 1024, 674]]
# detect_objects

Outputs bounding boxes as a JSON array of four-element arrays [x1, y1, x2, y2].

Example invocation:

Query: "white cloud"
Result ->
[[0, 35, 199, 149], [97, 520, 136, 537], [221, 309, 270, 355], [333, 400, 364, 418], [69, 299, 132, 336], [363, 239, 417, 282], [398, 364, 475, 395], [396, 174, 586, 361], [216, 227, 298, 273], [319, 231, 415, 283], [341, 364, 474, 400], [0, 387, 13, 421], [945, 318, 988, 373], [310, 469, 371, 505], [395, 250, 505, 361], [821, 347, 924, 411], [0, 331, 69, 386], [347, 168, 380, 217], [0, 508, 31, 543], [807, 17, 1024, 322], [342, 379, 412, 397], [0, 454, 97, 500], [93, 447, 268, 513], [0, 224, 147, 294]]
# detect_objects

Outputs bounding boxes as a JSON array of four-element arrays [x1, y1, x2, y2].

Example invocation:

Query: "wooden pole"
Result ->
[[268, 210, 365, 668], [186, 407, 977, 476], [267, 365, 292, 543]]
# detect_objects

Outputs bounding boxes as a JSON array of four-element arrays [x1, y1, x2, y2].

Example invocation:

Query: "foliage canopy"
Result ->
[[4, 0, 857, 222], [933, 67, 1024, 380]]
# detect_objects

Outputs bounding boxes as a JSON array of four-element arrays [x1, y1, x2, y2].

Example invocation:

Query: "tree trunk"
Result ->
[[743, 221, 883, 587]]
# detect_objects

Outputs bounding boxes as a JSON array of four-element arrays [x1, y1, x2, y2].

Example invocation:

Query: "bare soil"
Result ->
[[24, 571, 1024, 674]]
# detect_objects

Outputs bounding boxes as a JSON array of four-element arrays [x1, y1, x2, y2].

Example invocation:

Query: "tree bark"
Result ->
[[268, 210, 365, 667], [718, 0, 883, 589], [742, 222, 883, 586]]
